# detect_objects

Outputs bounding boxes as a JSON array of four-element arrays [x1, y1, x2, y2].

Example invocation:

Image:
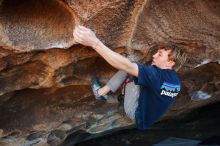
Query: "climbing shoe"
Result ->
[[91, 77, 108, 100]]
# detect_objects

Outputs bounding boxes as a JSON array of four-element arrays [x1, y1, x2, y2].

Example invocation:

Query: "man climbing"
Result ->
[[73, 25, 187, 129]]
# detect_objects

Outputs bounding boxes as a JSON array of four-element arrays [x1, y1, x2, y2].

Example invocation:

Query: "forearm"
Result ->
[[73, 26, 138, 76], [94, 40, 137, 76]]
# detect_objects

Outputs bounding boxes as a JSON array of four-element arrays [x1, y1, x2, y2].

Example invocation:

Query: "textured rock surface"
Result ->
[[0, 0, 220, 145], [0, 0, 76, 51], [77, 102, 220, 146]]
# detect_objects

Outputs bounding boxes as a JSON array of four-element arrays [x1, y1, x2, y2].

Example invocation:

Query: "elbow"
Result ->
[[123, 63, 138, 77]]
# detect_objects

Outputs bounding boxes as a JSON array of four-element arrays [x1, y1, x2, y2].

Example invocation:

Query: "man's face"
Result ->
[[152, 49, 174, 69]]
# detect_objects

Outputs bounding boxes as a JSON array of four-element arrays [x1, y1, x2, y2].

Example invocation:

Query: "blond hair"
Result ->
[[159, 43, 187, 71]]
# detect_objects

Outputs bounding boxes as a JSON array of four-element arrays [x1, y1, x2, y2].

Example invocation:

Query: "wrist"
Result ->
[[92, 39, 101, 49]]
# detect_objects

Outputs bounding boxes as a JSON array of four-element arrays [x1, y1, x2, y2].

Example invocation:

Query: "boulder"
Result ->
[[0, 0, 220, 145]]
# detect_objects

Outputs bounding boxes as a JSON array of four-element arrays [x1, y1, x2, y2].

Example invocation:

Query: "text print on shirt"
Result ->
[[160, 82, 180, 98]]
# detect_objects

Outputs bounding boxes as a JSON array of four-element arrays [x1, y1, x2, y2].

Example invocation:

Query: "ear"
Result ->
[[167, 60, 175, 68]]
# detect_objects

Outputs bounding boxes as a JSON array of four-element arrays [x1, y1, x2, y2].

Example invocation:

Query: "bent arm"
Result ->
[[94, 40, 138, 77], [73, 26, 138, 77]]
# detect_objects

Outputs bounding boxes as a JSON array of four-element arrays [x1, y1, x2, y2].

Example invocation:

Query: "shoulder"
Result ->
[[138, 64, 160, 74]]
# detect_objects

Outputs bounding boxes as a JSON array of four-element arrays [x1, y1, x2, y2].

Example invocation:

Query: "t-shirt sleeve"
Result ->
[[134, 64, 159, 87]]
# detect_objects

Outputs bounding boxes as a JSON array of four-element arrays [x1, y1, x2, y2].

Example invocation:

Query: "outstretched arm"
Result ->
[[73, 26, 138, 77]]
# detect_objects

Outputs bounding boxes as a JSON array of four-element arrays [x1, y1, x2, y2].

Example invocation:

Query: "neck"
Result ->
[[157, 66, 173, 70]]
